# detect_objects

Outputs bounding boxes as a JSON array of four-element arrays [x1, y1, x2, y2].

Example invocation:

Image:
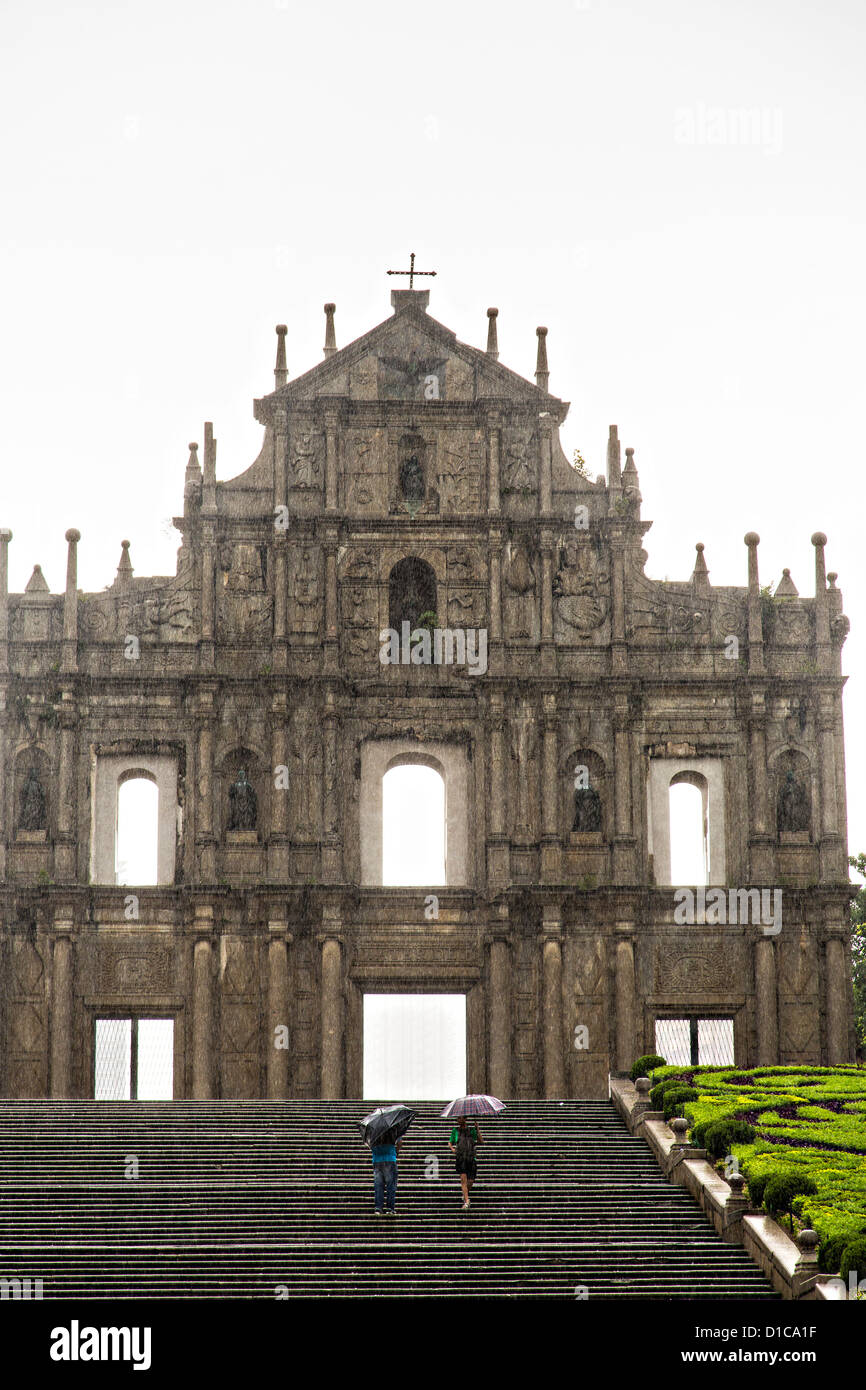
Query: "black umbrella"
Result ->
[[356, 1104, 417, 1146]]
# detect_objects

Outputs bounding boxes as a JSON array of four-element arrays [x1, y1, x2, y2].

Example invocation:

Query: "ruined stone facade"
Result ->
[[0, 286, 855, 1100]]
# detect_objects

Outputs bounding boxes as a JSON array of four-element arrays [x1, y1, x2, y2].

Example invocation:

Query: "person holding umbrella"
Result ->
[[442, 1094, 505, 1211], [356, 1104, 416, 1217], [448, 1114, 483, 1211]]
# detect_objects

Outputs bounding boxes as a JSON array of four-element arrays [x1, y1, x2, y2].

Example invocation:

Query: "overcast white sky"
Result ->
[[1, 0, 863, 859]]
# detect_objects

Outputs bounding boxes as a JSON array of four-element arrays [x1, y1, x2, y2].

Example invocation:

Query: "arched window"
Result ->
[[388, 557, 437, 633], [668, 772, 708, 885], [116, 772, 159, 885], [382, 760, 446, 885]]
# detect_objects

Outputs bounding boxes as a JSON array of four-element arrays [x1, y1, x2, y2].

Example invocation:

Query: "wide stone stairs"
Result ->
[[0, 1099, 779, 1298]]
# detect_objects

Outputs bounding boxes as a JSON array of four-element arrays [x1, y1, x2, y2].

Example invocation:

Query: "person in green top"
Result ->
[[448, 1115, 483, 1210]]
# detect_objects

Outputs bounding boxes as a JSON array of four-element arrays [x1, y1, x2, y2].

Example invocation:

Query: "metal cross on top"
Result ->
[[386, 251, 436, 290]]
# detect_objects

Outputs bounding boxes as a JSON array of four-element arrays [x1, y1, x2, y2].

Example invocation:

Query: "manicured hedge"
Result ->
[[637, 1064, 866, 1270]]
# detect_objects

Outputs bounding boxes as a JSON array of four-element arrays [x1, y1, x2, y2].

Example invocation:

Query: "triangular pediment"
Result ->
[[254, 300, 568, 421]]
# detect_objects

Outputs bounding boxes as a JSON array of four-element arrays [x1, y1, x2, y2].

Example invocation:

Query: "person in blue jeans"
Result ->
[[370, 1135, 401, 1216]]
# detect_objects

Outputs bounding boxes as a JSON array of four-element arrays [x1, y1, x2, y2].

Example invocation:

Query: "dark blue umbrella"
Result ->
[[357, 1104, 416, 1146]]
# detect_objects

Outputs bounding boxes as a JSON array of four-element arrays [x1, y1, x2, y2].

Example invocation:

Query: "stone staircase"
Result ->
[[0, 1099, 779, 1299]]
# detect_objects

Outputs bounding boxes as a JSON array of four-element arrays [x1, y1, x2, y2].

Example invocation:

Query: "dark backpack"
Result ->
[[456, 1127, 476, 1162]]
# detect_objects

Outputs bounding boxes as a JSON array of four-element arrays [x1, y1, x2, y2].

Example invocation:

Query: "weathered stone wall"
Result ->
[[0, 292, 855, 1098]]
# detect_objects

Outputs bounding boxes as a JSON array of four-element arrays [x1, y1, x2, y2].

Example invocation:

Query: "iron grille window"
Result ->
[[94, 1017, 174, 1099], [654, 1016, 734, 1067]]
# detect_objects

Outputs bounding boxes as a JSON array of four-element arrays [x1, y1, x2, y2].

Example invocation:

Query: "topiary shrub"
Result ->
[[631, 1054, 667, 1082], [745, 1170, 771, 1206], [763, 1172, 818, 1231], [840, 1238, 866, 1283], [649, 1075, 693, 1108], [663, 1086, 699, 1120], [818, 1234, 848, 1275], [699, 1118, 757, 1158]]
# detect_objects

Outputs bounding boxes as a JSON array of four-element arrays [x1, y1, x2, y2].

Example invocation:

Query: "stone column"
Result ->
[[196, 693, 216, 882], [825, 933, 849, 1065], [612, 703, 636, 882], [818, 695, 843, 880], [273, 409, 288, 674], [748, 690, 774, 883], [539, 533, 554, 642], [61, 528, 80, 674], [50, 921, 75, 1097], [615, 930, 636, 1074], [488, 529, 502, 674], [267, 923, 292, 1099], [323, 533, 338, 673], [321, 696, 342, 883], [754, 936, 779, 1066], [541, 693, 560, 881], [542, 910, 565, 1096], [200, 520, 216, 670], [487, 410, 501, 513], [538, 421, 552, 516], [487, 693, 508, 888], [192, 907, 215, 1098], [610, 534, 627, 674], [0, 527, 10, 674], [268, 692, 289, 881], [55, 699, 78, 881], [320, 926, 343, 1099], [324, 409, 339, 513], [274, 406, 288, 507], [488, 931, 511, 1098]]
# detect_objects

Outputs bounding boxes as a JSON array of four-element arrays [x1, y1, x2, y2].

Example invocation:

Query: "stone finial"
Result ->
[[0, 528, 13, 544], [607, 425, 621, 490], [744, 532, 760, 590], [811, 531, 828, 591], [812, 532, 830, 652], [634, 1076, 652, 1101], [184, 442, 202, 503], [535, 326, 549, 391], [323, 303, 337, 357], [692, 542, 710, 593], [621, 446, 641, 515], [728, 1172, 746, 1195], [775, 567, 799, 597], [115, 539, 133, 591], [827, 572, 838, 588], [670, 1116, 690, 1146], [797, 1228, 820, 1253], [24, 564, 49, 593], [486, 307, 499, 360], [274, 324, 288, 389]]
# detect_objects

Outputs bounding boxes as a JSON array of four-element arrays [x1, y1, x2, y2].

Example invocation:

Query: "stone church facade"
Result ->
[[0, 284, 855, 1100]]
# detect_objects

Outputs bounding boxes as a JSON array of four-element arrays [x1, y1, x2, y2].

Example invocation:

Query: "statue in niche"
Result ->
[[293, 547, 320, 632], [777, 770, 810, 833], [19, 766, 46, 831], [228, 768, 257, 831], [292, 431, 321, 486], [400, 454, 425, 509], [572, 786, 602, 832]]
